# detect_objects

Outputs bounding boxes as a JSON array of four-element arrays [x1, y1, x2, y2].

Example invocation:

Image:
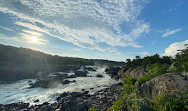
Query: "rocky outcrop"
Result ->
[[74, 71, 88, 77], [30, 79, 76, 88], [83, 66, 97, 72], [51, 83, 123, 111], [0, 102, 29, 111], [140, 73, 188, 98], [105, 67, 121, 80], [119, 66, 147, 79]]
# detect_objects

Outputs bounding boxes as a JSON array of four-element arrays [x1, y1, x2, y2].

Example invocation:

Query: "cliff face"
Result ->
[[140, 73, 188, 98]]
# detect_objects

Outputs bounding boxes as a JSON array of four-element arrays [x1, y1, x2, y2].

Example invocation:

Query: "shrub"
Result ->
[[138, 63, 169, 85], [123, 76, 137, 85], [145, 92, 188, 111], [108, 95, 127, 111], [89, 108, 100, 111]]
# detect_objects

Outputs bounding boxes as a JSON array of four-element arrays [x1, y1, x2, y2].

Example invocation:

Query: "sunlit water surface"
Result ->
[[0, 67, 118, 105]]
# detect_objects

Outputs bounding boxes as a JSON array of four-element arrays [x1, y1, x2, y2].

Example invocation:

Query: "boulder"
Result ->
[[105, 67, 121, 80], [84, 67, 97, 72], [75, 71, 88, 77], [28, 80, 32, 83], [140, 73, 188, 98], [30, 79, 62, 88], [62, 80, 70, 84], [34, 99, 39, 102], [96, 74, 103, 78]]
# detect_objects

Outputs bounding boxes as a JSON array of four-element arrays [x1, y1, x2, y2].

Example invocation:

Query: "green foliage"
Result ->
[[110, 45, 188, 111], [123, 76, 137, 85], [145, 92, 188, 111], [122, 76, 137, 94], [138, 76, 150, 85], [108, 95, 127, 111], [89, 108, 100, 111], [109, 76, 140, 111], [124, 54, 172, 70], [169, 46, 188, 73], [123, 84, 134, 94], [146, 63, 169, 76], [109, 91, 142, 111], [138, 63, 169, 84], [0, 44, 125, 66]]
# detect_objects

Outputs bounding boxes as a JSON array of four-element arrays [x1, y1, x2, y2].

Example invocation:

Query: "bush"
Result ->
[[138, 63, 169, 85], [138, 76, 150, 85], [145, 92, 188, 111], [123, 76, 137, 85], [108, 95, 127, 111], [89, 108, 100, 111]]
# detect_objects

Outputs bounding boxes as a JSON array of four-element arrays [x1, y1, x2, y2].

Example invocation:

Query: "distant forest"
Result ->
[[0, 44, 125, 66]]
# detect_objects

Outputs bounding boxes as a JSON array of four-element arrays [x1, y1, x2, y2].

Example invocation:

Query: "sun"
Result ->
[[29, 37, 39, 43]]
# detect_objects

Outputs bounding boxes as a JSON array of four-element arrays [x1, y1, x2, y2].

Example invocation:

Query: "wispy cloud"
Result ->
[[73, 48, 82, 51], [161, 28, 181, 37], [0, 25, 15, 32], [126, 51, 150, 56], [0, 0, 150, 53], [168, 8, 176, 12], [163, 40, 188, 57]]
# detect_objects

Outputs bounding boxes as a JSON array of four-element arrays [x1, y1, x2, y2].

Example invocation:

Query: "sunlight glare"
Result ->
[[29, 37, 39, 43]]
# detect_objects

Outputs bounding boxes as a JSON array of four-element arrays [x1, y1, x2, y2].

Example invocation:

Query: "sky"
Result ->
[[0, 0, 187, 61]]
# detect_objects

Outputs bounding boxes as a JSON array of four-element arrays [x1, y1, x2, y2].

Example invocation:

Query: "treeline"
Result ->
[[0, 44, 125, 66], [124, 44, 188, 73]]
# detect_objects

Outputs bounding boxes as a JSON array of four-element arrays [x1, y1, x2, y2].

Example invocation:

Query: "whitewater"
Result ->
[[0, 67, 118, 105]]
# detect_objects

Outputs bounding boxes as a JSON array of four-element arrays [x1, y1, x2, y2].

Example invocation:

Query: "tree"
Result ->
[[135, 56, 141, 59]]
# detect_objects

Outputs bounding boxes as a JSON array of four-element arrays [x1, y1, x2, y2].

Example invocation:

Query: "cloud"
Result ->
[[0, 0, 150, 52], [73, 48, 82, 51], [168, 8, 176, 12], [162, 28, 181, 37], [126, 51, 149, 56], [163, 40, 188, 57], [0, 25, 15, 32]]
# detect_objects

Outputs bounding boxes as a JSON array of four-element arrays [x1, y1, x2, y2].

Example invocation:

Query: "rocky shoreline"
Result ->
[[0, 83, 123, 111], [0, 66, 122, 111]]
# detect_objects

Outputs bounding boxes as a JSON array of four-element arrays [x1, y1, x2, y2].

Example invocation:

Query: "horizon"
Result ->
[[0, 0, 187, 61]]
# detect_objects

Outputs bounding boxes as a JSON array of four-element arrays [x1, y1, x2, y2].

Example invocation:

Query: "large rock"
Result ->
[[105, 67, 121, 80], [121, 66, 147, 79], [140, 73, 188, 98], [96, 74, 103, 78], [30, 78, 74, 88], [84, 66, 97, 72], [30, 79, 63, 88], [74, 71, 88, 77]]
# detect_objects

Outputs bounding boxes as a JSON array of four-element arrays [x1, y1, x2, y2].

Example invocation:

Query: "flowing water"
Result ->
[[0, 67, 118, 105]]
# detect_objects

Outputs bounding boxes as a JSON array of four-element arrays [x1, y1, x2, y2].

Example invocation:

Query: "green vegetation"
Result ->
[[0, 44, 125, 81], [0, 44, 125, 66], [109, 45, 188, 111], [145, 92, 188, 111], [89, 108, 100, 111], [109, 76, 140, 110], [138, 63, 169, 84], [169, 44, 188, 73]]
